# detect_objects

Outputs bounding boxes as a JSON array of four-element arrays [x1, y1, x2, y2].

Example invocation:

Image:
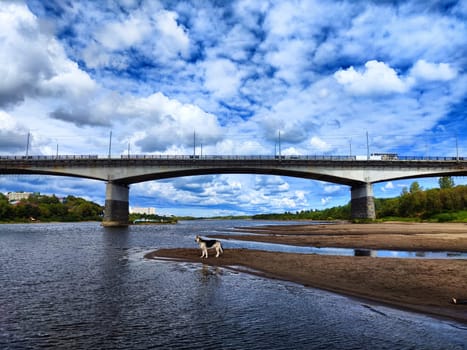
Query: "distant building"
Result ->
[[7, 192, 33, 202], [130, 207, 156, 215]]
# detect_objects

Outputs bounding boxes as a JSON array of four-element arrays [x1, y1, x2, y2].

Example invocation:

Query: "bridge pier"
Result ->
[[102, 181, 129, 227], [351, 183, 376, 220]]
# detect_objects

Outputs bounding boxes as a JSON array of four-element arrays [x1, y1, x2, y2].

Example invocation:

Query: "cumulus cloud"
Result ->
[[50, 106, 110, 127], [380, 181, 395, 192], [203, 58, 246, 99], [0, 2, 97, 110], [255, 176, 289, 193], [95, 15, 152, 51], [334, 60, 409, 95], [0, 2, 53, 106], [85, 6, 190, 69], [410, 60, 457, 82], [0, 111, 28, 151], [154, 10, 190, 58], [310, 137, 332, 153], [122, 92, 223, 152]]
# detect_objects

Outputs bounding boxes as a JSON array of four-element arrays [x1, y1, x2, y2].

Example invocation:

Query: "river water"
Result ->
[[1, 221, 466, 349]]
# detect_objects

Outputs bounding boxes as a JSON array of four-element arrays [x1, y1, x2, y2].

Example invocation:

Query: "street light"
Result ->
[[25, 131, 30, 157]]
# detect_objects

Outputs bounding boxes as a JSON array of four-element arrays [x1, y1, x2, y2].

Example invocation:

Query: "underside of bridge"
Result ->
[[101, 180, 377, 227]]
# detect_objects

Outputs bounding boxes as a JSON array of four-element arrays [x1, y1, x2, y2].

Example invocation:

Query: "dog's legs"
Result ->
[[215, 245, 223, 258]]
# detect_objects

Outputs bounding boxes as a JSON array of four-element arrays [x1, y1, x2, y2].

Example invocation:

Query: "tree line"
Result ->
[[253, 177, 467, 222], [0, 193, 103, 222], [376, 177, 467, 222]]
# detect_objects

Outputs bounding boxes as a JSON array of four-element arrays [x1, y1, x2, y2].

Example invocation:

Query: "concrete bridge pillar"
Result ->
[[102, 181, 129, 227], [351, 183, 376, 220]]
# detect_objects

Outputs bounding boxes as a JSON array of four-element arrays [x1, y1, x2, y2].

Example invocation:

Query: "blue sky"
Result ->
[[0, 0, 466, 216]]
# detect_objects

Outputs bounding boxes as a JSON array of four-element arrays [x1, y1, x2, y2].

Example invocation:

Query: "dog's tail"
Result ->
[[219, 241, 224, 253]]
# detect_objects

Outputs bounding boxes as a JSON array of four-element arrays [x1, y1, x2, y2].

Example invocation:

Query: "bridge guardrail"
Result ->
[[0, 154, 464, 162]]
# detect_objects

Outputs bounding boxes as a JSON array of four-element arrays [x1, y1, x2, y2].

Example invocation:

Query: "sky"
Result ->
[[0, 0, 466, 217]]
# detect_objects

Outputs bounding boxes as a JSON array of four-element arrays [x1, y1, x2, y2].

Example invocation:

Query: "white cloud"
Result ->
[[324, 185, 342, 194], [380, 181, 395, 192], [217, 24, 259, 61], [0, 2, 53, 106], [96, 15, 152, 50], [154, 10, 190, 58], [118, 92, 223, 152], [0, 2, 97, 109], [0, 111, 27, 151], [0, 111, 17, 130], [265, 39, 312, 84], [410, 60, 457, 82], [86, 7, 189, 68], [321, 197, 332, 206], [334, 60, 409, 95], [310, 137, 332, 152], [40, 41, 97, 100], [203, 58, 246, 99]]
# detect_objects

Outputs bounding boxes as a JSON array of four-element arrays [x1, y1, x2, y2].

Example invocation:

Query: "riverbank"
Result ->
[[145, 222, 467, 324]]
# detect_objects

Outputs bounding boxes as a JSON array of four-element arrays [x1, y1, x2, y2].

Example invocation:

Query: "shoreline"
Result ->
[[145, 222, 467, 324]]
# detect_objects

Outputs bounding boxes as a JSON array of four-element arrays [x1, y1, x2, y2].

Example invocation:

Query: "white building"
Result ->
[[7, 192, 33, 202], [130, 207, 156, 215]]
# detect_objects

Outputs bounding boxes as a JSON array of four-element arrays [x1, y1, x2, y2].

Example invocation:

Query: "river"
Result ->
[[0, 221, 466, 349]]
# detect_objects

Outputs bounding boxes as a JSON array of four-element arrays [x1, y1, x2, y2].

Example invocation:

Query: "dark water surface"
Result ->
[[1, 221, 466, 349]]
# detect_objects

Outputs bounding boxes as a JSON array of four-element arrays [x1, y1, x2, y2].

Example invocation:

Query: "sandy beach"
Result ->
[[145, 222, 467, 324]]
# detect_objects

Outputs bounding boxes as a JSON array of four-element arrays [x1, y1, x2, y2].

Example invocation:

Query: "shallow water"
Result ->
[[222, 238, 467, 259], [1, 221, 466, 349]]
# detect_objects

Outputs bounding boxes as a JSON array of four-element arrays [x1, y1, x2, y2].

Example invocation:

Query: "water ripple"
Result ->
[[1, 221, 466, 350]]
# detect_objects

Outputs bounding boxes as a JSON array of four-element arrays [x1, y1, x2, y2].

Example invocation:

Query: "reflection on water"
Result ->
[[1, 221, 466, 350], [222, 239, 467, 259]]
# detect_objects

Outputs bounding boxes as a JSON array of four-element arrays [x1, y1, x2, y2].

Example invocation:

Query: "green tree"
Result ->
[[400, 186, 408, 196], [424, 189, 442, 216], [439, 176, 455, 189], [376, 197, 399, 217], [410, 181, 422, 193], [0, 194, 12, 220], [14, 202, 40, 219], [411, 191, 427, 217]]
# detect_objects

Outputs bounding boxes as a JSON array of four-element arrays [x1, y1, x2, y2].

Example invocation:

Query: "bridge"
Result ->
[[1, 154, 466, 226]]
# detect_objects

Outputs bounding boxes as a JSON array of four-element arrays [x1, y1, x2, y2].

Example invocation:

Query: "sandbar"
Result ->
[[144, 222, 467, 324]]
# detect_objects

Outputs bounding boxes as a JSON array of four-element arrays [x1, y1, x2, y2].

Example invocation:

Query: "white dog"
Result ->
[[195, 235, 223, 258]]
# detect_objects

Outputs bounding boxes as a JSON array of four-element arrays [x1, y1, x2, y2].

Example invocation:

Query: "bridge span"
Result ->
[[1, 154, 466, 226]]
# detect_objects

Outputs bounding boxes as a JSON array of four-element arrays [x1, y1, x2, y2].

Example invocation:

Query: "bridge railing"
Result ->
[[0, 154, 464, 162]]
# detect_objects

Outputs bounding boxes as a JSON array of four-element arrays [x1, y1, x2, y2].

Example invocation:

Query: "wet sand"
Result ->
[[145, 222, 467, 324]]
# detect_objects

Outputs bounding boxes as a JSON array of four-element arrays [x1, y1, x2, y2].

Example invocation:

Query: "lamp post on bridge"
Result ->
[[366, 131, 370, 160], [108, 130, 112, 159], [25, 132, 30, 157]]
